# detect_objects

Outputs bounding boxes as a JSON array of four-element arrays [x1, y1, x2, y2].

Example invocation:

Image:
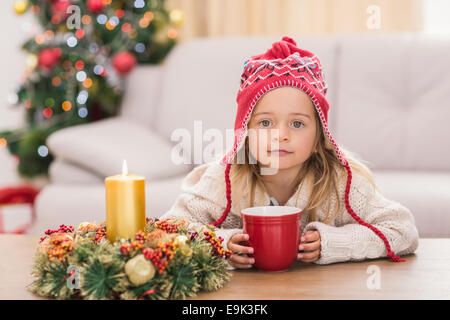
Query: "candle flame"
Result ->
[[122, 159, 128, 176]]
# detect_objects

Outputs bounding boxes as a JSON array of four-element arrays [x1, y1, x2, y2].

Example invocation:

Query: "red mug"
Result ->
[[241, 206, 302, 272]]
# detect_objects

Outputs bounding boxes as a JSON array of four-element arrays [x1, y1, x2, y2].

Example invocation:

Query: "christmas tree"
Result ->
[[1, 0, 184, 178]]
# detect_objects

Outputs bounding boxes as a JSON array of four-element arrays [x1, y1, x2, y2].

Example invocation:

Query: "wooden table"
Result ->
[[1, 235, 449, 300]]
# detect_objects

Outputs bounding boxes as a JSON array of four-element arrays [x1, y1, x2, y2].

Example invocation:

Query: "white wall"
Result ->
[[423, 0, 450, 35], [0, 1, 32, 186], [0, 0, 30, 130]]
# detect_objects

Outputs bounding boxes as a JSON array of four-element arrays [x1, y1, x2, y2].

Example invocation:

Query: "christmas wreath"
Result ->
[[28, 218, 233, 300]]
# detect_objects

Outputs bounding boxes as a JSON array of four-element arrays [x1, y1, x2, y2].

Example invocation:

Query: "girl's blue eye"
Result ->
[[259, 120, 272, 127], [291, 121, 304, 128]]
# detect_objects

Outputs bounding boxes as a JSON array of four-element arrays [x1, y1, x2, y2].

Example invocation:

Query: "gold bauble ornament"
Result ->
[[154, 26, 170, 43], [14, 0, 28, 15], [57, 24, 68, 33], [169, 9, 185, 28], [180, 244, 192, 257], [125, 254, 155, 286]]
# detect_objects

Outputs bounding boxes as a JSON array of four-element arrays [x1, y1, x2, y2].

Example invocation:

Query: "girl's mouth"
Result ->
[[269, 150, 293, 156]]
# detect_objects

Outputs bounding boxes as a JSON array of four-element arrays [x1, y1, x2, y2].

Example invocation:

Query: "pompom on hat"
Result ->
[[209, 36, 405, 263]]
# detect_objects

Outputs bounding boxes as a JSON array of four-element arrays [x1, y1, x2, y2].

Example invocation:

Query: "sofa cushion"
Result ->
[[46, 117, 194, 180], [119, 65, 163, 129], [373, 170, 450, 238], [49, 159, 104, 185], [334, 34, 450, 170], [406, 35, 450, 170]]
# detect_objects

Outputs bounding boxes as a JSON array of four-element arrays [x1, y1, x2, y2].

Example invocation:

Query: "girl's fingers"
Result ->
[[300, 258, 317, 263], [303, 230, 320, 242], [299, 239, 321, 252], [230, 253, 255, 265], [303, 250, 320, 260], [297, 250, 320, 262], [231, 233, 249, 244], [229, 243, 254, 255]]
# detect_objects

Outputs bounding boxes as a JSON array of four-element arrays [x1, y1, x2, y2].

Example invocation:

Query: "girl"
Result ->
[[160, 36, 419, 270]]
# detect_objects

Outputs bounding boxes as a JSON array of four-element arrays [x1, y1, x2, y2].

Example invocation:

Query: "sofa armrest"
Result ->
[[46, 117, 193, 180]]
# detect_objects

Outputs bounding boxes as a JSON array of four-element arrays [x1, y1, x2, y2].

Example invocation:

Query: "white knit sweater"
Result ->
[[160, 161, 419, 268]]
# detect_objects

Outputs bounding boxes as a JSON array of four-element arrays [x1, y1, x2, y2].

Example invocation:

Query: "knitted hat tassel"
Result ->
[[209, 163, 232, 227], [342, 162, 405, 262]]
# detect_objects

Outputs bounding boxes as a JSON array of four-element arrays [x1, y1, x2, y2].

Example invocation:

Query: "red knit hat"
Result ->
[[210, 36, 405, 263]]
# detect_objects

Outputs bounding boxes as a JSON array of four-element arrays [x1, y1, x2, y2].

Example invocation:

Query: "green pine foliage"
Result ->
[[16, 127, 55, 177], [166, 261, 201, 300], [69, 237, 97, 263], [191, 240, 232, 292], [78, 239, 127, 300], [28, 253, 78, 299], [122, 274, 172, 300]]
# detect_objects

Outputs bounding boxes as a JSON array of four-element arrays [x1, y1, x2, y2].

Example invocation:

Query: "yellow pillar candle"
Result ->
[[105, 160, 146, 243]]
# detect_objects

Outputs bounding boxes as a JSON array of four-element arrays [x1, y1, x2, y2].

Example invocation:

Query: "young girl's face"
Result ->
[[247, 86, 317, 172]]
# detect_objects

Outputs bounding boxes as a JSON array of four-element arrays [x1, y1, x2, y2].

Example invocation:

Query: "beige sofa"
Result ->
[[29, 34, 450, 238]]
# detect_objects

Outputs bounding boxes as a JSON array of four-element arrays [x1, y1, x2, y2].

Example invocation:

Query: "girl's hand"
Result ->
[[227, 233, 255, 269], [297, 230, 321, 263]]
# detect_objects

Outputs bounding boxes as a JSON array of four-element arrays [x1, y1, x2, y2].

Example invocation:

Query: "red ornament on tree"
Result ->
[[87, 0, 104, 13], [38, 47, 61, 70], [112, 52, 137, 75], [51, 0, 71, 20]]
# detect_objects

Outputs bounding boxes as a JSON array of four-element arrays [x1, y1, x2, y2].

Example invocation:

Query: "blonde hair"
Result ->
[[220, 109, 381, 225]]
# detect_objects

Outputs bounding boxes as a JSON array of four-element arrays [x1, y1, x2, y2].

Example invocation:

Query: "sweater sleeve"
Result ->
[[303, 174, 420, 265], [159, 163, 244, 270]]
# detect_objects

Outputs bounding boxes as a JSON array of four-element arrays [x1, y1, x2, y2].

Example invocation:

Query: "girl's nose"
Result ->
[[272, 124, 290, 142]]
